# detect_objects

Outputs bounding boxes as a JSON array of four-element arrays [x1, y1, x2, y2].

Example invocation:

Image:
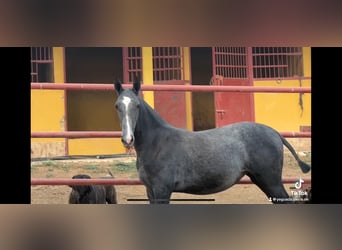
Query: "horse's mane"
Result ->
[[137, 95, 171, 129]]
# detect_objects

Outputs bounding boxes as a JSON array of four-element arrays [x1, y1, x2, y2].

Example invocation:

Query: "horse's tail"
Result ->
[[279, 134, 311, 173]]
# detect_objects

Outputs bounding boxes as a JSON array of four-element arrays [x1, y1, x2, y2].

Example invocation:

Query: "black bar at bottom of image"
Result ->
[[126, 198, 215, 202]]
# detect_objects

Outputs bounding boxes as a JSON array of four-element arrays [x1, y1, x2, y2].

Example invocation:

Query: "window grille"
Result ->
[[252, 47, 303, 79], [123, 47, 142, 83], [30, 47, 54, 82], [153, 47, 183, 81], [213, 47, 248, 78], [213, 47, 304, 80]]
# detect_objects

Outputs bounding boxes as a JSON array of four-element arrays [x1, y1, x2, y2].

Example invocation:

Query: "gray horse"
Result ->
[[114, 78, 310, 204]]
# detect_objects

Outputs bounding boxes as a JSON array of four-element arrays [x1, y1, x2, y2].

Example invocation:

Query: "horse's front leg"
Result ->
[[145, 186, 172, 204]]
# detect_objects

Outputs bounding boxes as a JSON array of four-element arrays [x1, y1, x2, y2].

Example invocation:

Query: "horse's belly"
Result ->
[[179, 185, 233, 195], [175, 177, 237, 195]]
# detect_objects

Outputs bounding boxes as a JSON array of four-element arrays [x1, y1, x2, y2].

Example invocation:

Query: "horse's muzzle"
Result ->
[[121, 135, 134, 148]]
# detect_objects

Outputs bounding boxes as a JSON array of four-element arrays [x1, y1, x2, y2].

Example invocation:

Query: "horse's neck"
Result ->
[[138, 100, 168, 130], [134, 99, 169, 147]]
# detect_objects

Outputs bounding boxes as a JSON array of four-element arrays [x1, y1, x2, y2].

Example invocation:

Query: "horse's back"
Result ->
[[221, 121, 284, 153], [218, 122, 281, 142], [170, 122, 282, 157]]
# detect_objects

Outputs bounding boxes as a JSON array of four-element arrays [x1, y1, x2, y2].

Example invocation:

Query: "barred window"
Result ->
[[153, 47, 183, 81], [30, 47, 54, 82], [252, 47, 303, 79], [213, 47, 248, 78], [123, 47, 142, 83], [213, 47, 304, 80]]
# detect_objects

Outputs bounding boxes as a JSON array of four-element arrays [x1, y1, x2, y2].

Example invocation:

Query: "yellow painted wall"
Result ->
[[253, 48, 311, 132], [182, 47, 193, 131], [31, 90, 65, 143], [31, 47, 67, 157], [303, 47, 311, 76], [68, 138, 126, 155], [142, 47, 154, 107], [254, 79, 311, 131], [53, 47, 66, 83], [31, 47, 66, 146]]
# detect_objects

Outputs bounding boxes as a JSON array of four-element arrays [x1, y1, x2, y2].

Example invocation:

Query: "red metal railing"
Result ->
[[31, 131, 311, 138], [31, 131, 122, 138], [31, 82, 311, 93]]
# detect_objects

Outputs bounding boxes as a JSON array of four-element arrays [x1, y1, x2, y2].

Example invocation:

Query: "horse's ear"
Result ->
[[132, 76, 141, 95], [114, 79, 123, 94]]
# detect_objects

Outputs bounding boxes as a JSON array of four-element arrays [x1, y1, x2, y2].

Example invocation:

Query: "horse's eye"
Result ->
[[136, 104, 140, 109], [115, 104, 118, 109]]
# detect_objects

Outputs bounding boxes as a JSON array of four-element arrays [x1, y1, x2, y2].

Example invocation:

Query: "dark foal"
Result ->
[[69, 173, 117, 204]]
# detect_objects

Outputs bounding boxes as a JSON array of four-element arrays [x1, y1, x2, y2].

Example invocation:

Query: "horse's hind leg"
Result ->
[[247, 174, 292, 204]]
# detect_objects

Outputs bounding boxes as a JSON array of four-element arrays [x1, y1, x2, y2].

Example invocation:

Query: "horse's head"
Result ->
[[114, 77, 141, 148]]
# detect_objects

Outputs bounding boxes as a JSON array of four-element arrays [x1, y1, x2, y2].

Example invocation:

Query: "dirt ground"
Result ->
[[31, 151, 311, 204]]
